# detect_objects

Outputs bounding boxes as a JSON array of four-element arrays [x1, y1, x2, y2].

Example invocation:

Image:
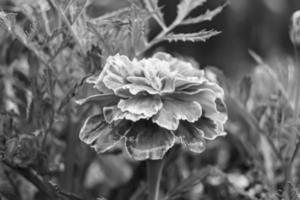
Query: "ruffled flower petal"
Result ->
[[160, 77, 176, 94], [193, 116, 225, 140], [79, 114, 130, 153], [175, 121, 206, 153], [174, 89, 227, 123], [175, 80, 207, 95], [103, 71, 127, 91], [153, 52, 204, 79], [152, 99, 202, 130], [140, 59, 163, 91], [103, 106, 148, 123], [127, 76, 151, 86], [118, 95, 162, 118], [75, 94, 120, 106], [100, 54, 143, 93], [121, 84, 159, 95], [125, 120, 175, 160]]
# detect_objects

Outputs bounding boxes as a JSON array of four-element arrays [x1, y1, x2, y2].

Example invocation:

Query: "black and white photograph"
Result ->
[[1, 0, 300, 199]]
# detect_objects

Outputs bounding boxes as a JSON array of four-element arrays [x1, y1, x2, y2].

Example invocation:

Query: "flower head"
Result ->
[[77, 52, 227, 160]]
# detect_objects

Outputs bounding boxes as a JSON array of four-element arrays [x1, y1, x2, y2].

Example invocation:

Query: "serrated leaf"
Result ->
[[181, 3, 226, 25], [163, 30, 220, 43], [176, 0, 207, 22]]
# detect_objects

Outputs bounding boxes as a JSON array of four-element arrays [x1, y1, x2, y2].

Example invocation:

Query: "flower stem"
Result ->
[[147, 159, 164, 200]]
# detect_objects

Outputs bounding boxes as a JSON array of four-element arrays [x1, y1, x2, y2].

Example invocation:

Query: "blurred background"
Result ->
[[1, 0, 300, 77]]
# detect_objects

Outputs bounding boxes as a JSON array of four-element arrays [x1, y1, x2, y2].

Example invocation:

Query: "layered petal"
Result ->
[[79, 114, 131, 153], [173, 88, 227, 123], [152, 98, 202, 130], [193, 116, 225, 140], [103, 106, 148, 123], [100, 54, 144, 93], [118, 95, 163, 118], [121, 83, 159, 95], [153, 52, 204, 79], [160, 77, 176, 94], [175, 121, 206, 153], [125, 120, 175, 160]]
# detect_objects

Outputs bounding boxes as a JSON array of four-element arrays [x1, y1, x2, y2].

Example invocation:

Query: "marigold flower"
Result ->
[[77, 52, 227, 160]]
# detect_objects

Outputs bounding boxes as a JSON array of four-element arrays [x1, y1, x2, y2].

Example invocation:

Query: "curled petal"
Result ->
[[100, 54, 143, 92], [152, 99, 202, 130], [86, 75, 112, 94], [193, 116, 225, 140], [103, 106, 148, 123], [127, 76, 151, 86], [160, 77, 176, 94], [75, 94, 120, 106], [153, 52, 204, 78], [79, 114, 130, 153], [175, 121, 206, 153], [106, 54, 132, 78], [175, 80, 207, 95], [174, 89, 227, 123], [122, 84, 159, 95], [103, 71, 127, 91], [153, 52, 173, 61], [197, 92, 227, 123], [118, 95, 162, 118], [125, 120, 175, 160], [202, 81, 224, 98], [141, 59, 163, 90]]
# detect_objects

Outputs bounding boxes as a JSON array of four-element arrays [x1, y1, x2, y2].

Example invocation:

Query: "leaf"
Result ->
[[175, 0, 207, 22], [181, 3, 227, 25], [163, 30, 220, 43]]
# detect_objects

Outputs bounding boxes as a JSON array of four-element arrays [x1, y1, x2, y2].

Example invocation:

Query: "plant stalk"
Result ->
[[147, 159, 164, 200]]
